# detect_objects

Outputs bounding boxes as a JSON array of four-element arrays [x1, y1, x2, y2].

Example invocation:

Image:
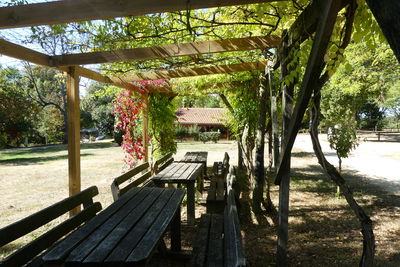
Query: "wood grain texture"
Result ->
[[66, 66, 81, 215], [53, 36, 280, 66], [0, 186, 100, 267], [0, 0, 285, 29], [120, 61, 267, 82]]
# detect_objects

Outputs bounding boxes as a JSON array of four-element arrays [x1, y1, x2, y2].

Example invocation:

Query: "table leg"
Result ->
[[187, 181, 195, 225], [171, 206, 181, 252]]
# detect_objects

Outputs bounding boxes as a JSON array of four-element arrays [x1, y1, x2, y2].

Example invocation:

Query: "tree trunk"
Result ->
[[310, 89, 375, 267], [270, 79, 280, 172], [253, 71, 269, 212], [263, 121, 274, 212]]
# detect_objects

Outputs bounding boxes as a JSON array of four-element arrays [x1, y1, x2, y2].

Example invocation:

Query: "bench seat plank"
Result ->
[[207, 214, 224, 266]]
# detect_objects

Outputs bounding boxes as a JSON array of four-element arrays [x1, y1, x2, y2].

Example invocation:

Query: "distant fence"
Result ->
[[357, 130, 400, 141]]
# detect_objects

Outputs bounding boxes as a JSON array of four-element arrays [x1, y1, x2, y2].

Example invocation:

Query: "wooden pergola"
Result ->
[[0, 0, 398, 265]]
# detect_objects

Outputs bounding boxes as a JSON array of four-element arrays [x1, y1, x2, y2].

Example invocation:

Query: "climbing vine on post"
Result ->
[[113, 89, 145, 167], [113, 79, 169, 166], [148, 93, 177, 158]]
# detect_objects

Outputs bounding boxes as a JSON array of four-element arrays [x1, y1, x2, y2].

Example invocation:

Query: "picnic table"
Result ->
[[152, 162, 203, 225], [180, 151, 208, 176], [42, 187, 185, 266]]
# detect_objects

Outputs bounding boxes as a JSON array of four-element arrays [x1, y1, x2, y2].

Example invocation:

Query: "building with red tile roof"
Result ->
[[175, 108, 230, 139]]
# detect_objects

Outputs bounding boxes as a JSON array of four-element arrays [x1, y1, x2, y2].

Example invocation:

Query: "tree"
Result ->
[[328, 124, 358, 172], [323, 40, 399, 131], [0, 67, 39, 148], [81, 82, 115, 136], [22, 64, 68, 143]]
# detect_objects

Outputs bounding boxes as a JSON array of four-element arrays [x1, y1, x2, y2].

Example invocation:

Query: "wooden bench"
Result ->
[[191, 167, 246, 267], [153, 152, 174, 174], [212, 152, 230, 180], [111, 162, 153, 201], [0, 186, 101, 267], [207, 152, 230, 214]]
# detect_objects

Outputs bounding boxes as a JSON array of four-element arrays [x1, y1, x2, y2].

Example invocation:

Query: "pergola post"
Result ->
[[142, 93, 149, 162], [66, 66, 81, 216], [276, 31, 295, 265]]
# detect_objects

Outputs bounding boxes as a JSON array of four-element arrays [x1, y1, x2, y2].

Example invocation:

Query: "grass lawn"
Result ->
[[1, 139, 399, 266]]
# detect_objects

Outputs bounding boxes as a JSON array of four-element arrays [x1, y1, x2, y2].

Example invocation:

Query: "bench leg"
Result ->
[[171, 206, 181, 252], [187, 181, 195, 225]]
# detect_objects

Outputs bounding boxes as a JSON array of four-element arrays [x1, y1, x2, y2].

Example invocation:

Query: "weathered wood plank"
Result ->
[[1, 186, 100, 267], [0, 0, 285, 29], [0, 39, 132, 90], [1, 203, 101, 267], [91, 188, 164, 263], [54, 36, 280, 66], [43, 187, 146, 263], [120, 61, 267, 82], [126, 189, 185, 263], [0, 186, 98, 247], [190, 214, 211, 267], [207, 214, 224, 266], [114, 162, 150, 185], [103, 188, 172, 263]]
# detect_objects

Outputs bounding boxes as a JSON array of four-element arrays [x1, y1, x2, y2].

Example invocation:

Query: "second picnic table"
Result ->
[[180, 151, 208, 176], [152, 162, 203, 224]]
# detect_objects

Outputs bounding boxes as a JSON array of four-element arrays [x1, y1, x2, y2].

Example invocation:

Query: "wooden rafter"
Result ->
[[53, 36, 280, 66], [0, 0, 285, 29], [119, 61, 266, 82], [0, 38, 132, 90]]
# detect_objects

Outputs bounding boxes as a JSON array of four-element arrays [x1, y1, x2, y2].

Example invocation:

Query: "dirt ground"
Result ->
[[1, 135, 399, 266]]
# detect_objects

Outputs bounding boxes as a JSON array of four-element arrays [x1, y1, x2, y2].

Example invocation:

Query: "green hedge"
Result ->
[[198, 132, 220, 143]]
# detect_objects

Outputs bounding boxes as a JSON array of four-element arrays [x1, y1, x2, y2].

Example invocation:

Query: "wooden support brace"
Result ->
[[66, 66, 81, 216], [274, 0, 342, 186]]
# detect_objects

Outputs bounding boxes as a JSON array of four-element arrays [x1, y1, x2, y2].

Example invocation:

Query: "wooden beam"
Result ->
[[120, 61, 266, 82], [0, 38, 52, 66], [274, 0, 342, 185], [53, 36, 280, 66], [0, 0, 285, 29], [365, 0, 400, 62], [0, 38, 132, 90], [66, 66, 81, 216]]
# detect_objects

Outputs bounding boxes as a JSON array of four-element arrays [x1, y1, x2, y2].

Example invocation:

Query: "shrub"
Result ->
[[198, 131, 220, 143]]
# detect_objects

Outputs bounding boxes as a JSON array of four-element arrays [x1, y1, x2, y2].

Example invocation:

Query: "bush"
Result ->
[[198, 131, 220, 143], [175, 125, 201, 140]]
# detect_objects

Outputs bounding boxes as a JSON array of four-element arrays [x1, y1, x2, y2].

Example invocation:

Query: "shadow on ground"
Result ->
[[238, 155, 400, 266]]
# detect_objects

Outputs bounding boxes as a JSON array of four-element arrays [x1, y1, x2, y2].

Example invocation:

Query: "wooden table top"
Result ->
[[42, 187, 185, 266], [152, 162, 203, 183], [181, 151, 208, 163]]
